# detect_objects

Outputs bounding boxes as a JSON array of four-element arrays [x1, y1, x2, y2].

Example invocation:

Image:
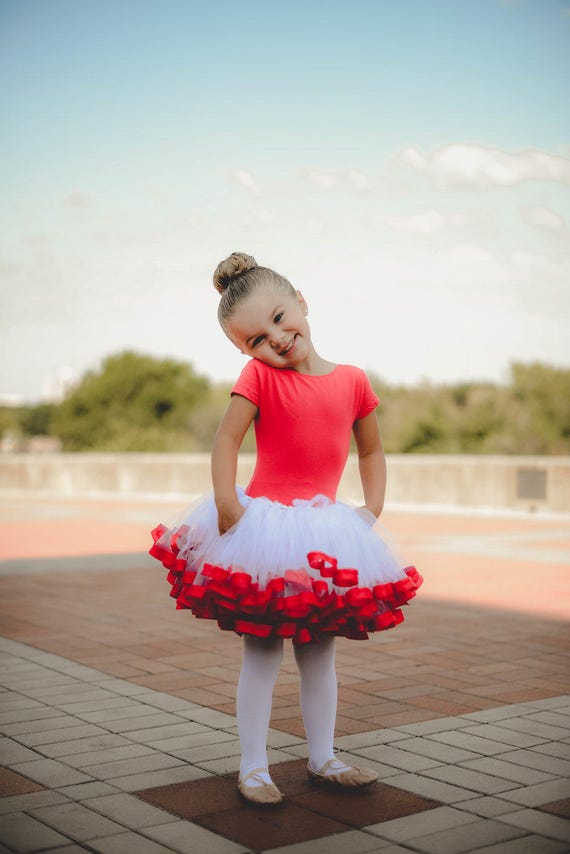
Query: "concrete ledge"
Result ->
[[354, 454, 570, 514], [0, 453, 568, 513]]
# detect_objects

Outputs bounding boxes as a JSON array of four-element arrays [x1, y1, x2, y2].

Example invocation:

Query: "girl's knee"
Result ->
[[294, 636, 336, 670], [243, 635, 284, 668]]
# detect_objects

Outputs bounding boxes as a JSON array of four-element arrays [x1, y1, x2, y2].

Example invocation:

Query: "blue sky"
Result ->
[[1, 0, 569, 400]]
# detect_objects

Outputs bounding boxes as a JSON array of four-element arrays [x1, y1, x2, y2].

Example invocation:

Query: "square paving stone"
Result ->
[[460, 756, 556, 786], [0, 768, 44, 797], [82, 792, 178, 828], [80, 753, 184, 780], [143, 819, 248, 854], [290, 782, 440, 828], [83, 831, 179, 853], [39, 733, 132, 759], [0, 791, 70, 817], [420, 764, 518, 795], [539, 798, 570, 818], [2, 715, 72, 736], [0, 707, 65, 726], [265, 828, 391, 854], [63, 744, 155, 769], [500, 778, 570, 807], [0, 737, 42, 765], [135, 757, 443, 851], [198, 802, 352, 851], [351, 744, 442, 772], [469, 836, 570, 853], [385, 737, 480, 764], [0, 812, 72, 851], [110, 764, 210, 792], [498, 807, 570, 843], [136, 771, 247, 818], [363, 804, 477, 842], [57, 781, 121, 800], [454, 796, 523, 818], [29, 801, 126, 841], [135, 759, 324, 819], [401, 817, 525, 854], [10, 758, 93, 788], [384, 772, 478, 804]]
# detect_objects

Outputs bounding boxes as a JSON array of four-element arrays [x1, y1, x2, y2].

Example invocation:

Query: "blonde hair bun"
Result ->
[[213, 252, 257, 294]]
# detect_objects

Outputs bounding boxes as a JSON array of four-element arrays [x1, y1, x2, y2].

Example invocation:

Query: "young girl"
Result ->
[[150, 252, 422, 805]]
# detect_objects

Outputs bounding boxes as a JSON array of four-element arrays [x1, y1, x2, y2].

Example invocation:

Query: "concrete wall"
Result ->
[[1, 453, 568, 513]]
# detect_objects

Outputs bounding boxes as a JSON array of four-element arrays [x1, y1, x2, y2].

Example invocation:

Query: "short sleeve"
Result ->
[[355, 369, 379, 420], [231, 359, 261, 407]]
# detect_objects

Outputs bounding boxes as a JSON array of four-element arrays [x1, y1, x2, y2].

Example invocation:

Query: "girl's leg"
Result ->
[[295, 636, 379, 787], [237, 634, 284, 783], [294, 636, 339, 771]]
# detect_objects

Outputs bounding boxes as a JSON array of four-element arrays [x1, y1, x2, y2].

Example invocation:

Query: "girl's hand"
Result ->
[[356, 505, 378, 526], [216, 501, 246, 535]]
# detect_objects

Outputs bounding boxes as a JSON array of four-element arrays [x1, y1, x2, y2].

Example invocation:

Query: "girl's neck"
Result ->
[[273, 348, 336, 376]]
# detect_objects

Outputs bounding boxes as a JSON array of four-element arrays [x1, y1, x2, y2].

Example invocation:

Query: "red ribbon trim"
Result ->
[[150, 528, 423, 645]]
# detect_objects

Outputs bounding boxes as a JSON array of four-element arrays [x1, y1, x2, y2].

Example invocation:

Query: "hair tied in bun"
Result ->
[[213, 252, 257, 294]]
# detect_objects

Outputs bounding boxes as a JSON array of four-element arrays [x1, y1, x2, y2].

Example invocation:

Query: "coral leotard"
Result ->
[[232, 360, 379, 505], [149, 358, 423, 645]]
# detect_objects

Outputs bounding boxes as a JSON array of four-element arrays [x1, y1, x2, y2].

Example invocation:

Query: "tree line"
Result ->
[[2, 351, 569, 454]]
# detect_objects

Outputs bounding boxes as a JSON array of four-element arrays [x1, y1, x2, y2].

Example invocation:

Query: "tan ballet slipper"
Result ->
[[237, 767, 284, 806], [307, 758, 379, 788]]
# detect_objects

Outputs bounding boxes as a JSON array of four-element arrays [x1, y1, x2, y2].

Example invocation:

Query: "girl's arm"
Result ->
[[211, 394, 258, 534], [352, 411, 386, 518]]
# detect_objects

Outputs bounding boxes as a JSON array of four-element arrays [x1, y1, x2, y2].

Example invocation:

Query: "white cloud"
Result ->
[[62, 190, 95, 209], [305, 170, 339, 190], [230, 169, 261, 196], [376, 209, 467, 235], [143, 183, 172, 203], [522, 206, 566, 232], [430, 244, 508, 286], [347, 170, 371, 191], [22, 233, 49, 246], [396, 143, 570, 187], [508, 252, 570, 317], [511, 250, 570, 278], [303, 168, 373, 192], [253, 208, 276, 223]]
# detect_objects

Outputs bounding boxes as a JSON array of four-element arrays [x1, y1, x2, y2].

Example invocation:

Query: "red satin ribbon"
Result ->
[[149, 526, 423, 645], [307, 552, 359, 587]]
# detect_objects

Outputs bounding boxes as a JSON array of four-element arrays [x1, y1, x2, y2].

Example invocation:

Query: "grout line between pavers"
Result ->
[[1, 637, 569, 854]]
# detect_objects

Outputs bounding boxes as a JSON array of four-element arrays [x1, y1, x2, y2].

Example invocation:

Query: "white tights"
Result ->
[[236, 635, 338, 780]]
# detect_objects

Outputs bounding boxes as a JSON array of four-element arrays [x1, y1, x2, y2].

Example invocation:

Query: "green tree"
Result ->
[[17, 355, 570, 454], [507, 362, 570, 454], [51, 351, 210, 451], [365, 364, 570, 455], [0, 405, 25, 439], [19, 403, 56, 437]]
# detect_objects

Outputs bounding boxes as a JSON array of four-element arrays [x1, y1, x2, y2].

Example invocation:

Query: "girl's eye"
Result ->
[[274, 312, 283, 323], [252, 336, 264, 348]]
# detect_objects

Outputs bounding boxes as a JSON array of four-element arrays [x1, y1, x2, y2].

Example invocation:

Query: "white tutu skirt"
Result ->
[[149, 490, 422, 645]]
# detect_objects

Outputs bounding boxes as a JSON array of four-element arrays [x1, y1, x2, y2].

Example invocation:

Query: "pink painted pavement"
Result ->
[[0, 495, 568, 737]]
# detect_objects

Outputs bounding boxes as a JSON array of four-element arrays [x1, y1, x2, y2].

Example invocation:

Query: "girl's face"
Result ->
[[225, 284, 313, 371]]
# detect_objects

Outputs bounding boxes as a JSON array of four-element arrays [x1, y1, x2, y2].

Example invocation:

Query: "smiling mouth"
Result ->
[[280, 335, 297, 356]]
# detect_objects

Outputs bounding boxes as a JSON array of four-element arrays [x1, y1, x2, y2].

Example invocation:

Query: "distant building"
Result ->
[[42, 366, 75, 403], [0, 393, 25, 407]]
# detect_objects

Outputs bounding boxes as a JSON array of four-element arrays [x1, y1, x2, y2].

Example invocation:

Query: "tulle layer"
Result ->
[[149, 491, 422, 645]]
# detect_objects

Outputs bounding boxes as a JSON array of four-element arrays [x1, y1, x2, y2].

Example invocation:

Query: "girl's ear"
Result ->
[[225, 330, 245, 354], [296, 290, 308, 315]]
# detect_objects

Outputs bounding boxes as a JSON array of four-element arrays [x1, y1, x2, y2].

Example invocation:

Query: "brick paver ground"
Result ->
[[0, 494, 568, 853]]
